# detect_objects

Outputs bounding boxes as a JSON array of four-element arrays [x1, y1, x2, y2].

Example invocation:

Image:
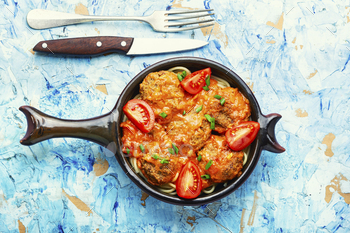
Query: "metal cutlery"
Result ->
[[33, 36, 208, 56], [27, 9, 215, 32]]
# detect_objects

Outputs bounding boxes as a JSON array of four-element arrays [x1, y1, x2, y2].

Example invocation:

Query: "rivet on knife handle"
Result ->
[[33, 36, 134, 56]]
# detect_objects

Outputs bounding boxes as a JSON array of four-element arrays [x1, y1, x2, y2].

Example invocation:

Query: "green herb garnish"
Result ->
[[177, 71, 187, 82], [159, 112, 167, 118], [140, 144, 145, 153], [197, 154, 202, 161], [205, 75, 210, 86], [172, 143, 179, 154], [160, 158, 170, 164], [168, 148, 175, 155], [201, 174, 211, 179], [177, 73, 184, 82], [204, 114, 215, 129], [152, 154, 160, 160], [220, 98, 225, 105], [205, 160, 213, 170], [210, 119, 215, 130], [204, 114, 212, 122], [214, 95, 222, 99], [183, 110, 186, 115], [203, 86, 209, 91], [126, 148, 130, 154], [196, 105, 203, 113]]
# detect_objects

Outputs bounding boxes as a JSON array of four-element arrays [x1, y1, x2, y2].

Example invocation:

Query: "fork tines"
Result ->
[[165, 9, 215, 32]]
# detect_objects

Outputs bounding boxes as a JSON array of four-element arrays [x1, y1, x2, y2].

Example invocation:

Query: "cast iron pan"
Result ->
[[19, 57, 285, 206]]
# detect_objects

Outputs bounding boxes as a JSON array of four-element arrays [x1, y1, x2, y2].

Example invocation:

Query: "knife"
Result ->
[[33, 36, 208, 56]]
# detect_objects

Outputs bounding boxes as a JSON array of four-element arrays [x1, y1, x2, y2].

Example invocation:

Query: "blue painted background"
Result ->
[[1, 0, 350, 232]]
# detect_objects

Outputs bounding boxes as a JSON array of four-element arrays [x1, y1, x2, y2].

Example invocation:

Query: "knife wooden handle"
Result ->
[[33, 36, 134, 55]]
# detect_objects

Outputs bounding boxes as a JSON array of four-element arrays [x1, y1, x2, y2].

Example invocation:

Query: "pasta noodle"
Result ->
[[167, 66, 192, 76], [211, 75, 231, 88], [202, 184, 216, 194]]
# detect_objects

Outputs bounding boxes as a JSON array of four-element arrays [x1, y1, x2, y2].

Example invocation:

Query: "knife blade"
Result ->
[[33, 36, 208, 56]]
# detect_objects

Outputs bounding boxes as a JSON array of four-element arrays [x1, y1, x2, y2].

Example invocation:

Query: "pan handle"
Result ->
[[259, 113, 285, 153], [19, 105, 117, 148]]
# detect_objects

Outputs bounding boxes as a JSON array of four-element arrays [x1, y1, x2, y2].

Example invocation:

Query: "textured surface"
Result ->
[[1, 0, 350, 232]]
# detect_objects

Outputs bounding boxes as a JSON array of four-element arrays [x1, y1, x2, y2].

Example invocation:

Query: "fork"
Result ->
[[27, 9, 215, 32]]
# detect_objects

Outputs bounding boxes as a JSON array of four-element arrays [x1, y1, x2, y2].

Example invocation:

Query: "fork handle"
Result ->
[[27, 9, 148, 29], [33, 36, 134, 56]]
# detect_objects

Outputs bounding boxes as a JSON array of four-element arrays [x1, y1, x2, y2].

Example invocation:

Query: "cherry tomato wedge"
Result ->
[[181, 68, 211, 95], [176, 161, 202, 199], [122, 99, 155, 133], [225, 121, 260, 151]]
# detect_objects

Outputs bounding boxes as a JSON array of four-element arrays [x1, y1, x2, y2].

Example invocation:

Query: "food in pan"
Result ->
[[120, 67, 259, 199]]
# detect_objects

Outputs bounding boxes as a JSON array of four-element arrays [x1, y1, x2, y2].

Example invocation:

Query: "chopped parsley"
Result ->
[[159, 112, 167, 118], [177, 71, 187, 82], [204, 114, 215, 129], [139, 144, 145, 153], [204, 114, 212, 122], [220, 98, 225, 105], [205, 160, 213, 170], [160, 158, 170, 164], [205, 75, 210, 86], [172, 143, 179, 154], [201, 75, 211, 91], [201, 174, 211, 179], [214, 95, 225, 106], [168, 148, 175, 155], [196, 105, 203, 113], [202, 85, 209, 91], [210, 119, 215, 130]]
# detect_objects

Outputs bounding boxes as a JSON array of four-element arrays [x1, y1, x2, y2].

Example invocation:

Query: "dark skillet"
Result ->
[[19, 57, 285, 206]]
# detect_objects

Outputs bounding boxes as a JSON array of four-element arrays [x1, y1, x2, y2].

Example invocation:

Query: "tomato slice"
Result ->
[[122, 99, 155, 133], [176, 161, 202, 199], [181, 68, 211, 95], [225, 121, 260, 151]]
